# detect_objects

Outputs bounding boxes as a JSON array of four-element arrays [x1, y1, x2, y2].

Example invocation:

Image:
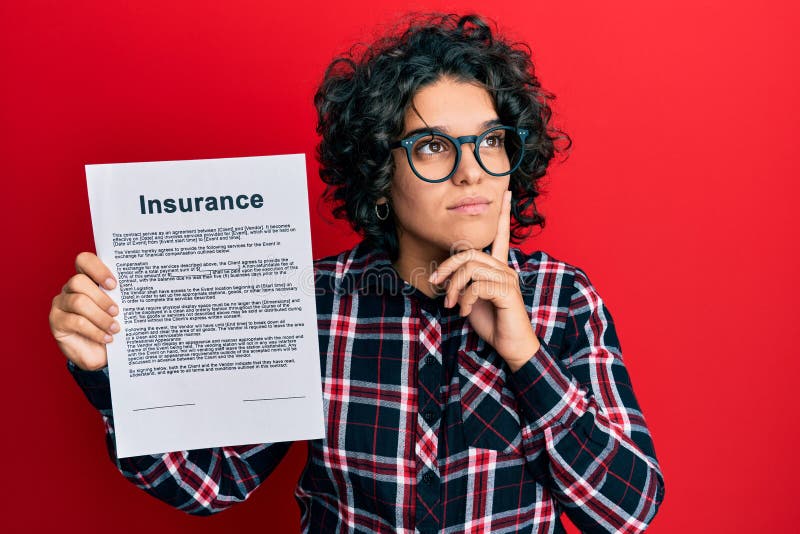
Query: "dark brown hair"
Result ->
[[314, 12, 571, 260]]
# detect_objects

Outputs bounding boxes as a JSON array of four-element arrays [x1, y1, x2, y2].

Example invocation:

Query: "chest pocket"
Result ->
[[457, 346, 523, 455]]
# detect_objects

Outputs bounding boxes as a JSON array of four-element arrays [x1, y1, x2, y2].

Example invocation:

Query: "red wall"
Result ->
[[3, 1, 798, 532]]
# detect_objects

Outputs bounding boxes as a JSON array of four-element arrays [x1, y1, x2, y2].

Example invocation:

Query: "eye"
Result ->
[[414, 135, 450, 156], [481, 132, 506, 149]]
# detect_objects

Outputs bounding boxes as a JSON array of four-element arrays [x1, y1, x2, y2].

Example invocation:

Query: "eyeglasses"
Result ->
[[389, 125, 529, 183]]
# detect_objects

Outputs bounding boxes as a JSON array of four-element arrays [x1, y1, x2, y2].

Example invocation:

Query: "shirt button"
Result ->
[[423, 409, 438, 424], [422, 471, 436, 485], [425, 355, 436, 365]]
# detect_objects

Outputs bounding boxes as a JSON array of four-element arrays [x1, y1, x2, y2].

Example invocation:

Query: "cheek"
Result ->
[[392, 180, 437, 224]]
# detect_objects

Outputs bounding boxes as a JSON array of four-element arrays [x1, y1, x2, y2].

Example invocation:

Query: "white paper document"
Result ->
[[85, 154, 325, 458]]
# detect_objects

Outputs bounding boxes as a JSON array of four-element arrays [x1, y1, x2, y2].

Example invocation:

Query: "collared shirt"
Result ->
[[69, 238, 665, 533]]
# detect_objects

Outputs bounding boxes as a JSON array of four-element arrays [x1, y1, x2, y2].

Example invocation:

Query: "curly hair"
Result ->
[[314, 12, 572, 261]]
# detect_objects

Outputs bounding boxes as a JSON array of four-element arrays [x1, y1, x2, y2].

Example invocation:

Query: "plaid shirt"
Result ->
[[69, 238, 665, 533]]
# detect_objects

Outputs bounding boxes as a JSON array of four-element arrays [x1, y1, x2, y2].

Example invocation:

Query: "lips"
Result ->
[[447, 195, 490, 209]]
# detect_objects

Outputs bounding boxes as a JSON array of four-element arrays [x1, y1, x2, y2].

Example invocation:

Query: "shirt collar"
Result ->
[[333, 239, 397, 295], [352, 239, 401, 293], [340, 238, 497, 296]]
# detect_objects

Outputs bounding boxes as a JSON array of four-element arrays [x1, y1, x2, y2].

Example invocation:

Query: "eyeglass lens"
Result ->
[[409, 128, 524, 181]]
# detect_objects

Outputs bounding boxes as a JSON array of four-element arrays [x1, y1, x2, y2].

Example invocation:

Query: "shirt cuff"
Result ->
[[506, 342, 588, 432], [66, 360, 113, 412]]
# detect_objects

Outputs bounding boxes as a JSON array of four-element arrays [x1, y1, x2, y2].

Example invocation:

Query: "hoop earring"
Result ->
[[375, 202, 390, 221]]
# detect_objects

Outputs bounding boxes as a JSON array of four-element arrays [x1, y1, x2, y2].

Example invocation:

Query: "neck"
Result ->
[[392, 238, 449, 299]]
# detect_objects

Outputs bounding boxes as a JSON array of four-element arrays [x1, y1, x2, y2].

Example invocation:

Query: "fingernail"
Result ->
[[428, 271, 438, 283], [104, 278, 116, 289], [103, 334, 113, 343], [108, 305, 118, 315], [109, 321, 120, 333]]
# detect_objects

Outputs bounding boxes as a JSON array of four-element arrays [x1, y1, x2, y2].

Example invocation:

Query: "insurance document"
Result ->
[[86, 154, 324, 458]]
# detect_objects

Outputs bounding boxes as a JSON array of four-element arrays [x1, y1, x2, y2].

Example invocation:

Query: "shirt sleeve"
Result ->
[[66, 361, 293, 515], [505, 267, 666, 533]]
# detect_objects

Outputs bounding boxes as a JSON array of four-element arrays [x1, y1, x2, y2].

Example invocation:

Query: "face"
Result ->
[[385, 75, 511, 261]]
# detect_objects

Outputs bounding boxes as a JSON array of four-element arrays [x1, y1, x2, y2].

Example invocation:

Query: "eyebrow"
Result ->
[[401, 118, 503, 138]]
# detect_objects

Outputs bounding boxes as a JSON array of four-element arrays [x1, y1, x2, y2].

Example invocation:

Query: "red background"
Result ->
[[2, 1, 797, 532]]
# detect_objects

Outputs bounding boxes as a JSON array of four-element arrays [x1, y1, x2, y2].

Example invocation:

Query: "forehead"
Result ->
[[404, 77, 498, 133]]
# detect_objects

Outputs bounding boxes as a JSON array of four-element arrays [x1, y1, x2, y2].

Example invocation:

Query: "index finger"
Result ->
[[75, 252, 117, 290], [490, 190, 511, 263]]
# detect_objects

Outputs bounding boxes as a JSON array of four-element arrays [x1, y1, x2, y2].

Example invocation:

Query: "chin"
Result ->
[[446, 233, 494, 255]]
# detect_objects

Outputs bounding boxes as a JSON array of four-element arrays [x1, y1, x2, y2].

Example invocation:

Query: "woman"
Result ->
[[49, 12, 665, 533]]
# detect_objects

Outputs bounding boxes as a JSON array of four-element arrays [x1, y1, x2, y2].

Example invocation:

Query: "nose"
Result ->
[[452, 143, 483, 185]]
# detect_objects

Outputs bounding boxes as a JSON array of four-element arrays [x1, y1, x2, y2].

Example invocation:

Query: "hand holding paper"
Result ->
[[49, 252, 120, 371]]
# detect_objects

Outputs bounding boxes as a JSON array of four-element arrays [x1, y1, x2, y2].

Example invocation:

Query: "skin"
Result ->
[[48, 75, 540, 373], [49, 252, 120, 371]]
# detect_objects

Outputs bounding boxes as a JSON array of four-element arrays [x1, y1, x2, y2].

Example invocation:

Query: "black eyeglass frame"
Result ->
[[389, 125, 530, 183]]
